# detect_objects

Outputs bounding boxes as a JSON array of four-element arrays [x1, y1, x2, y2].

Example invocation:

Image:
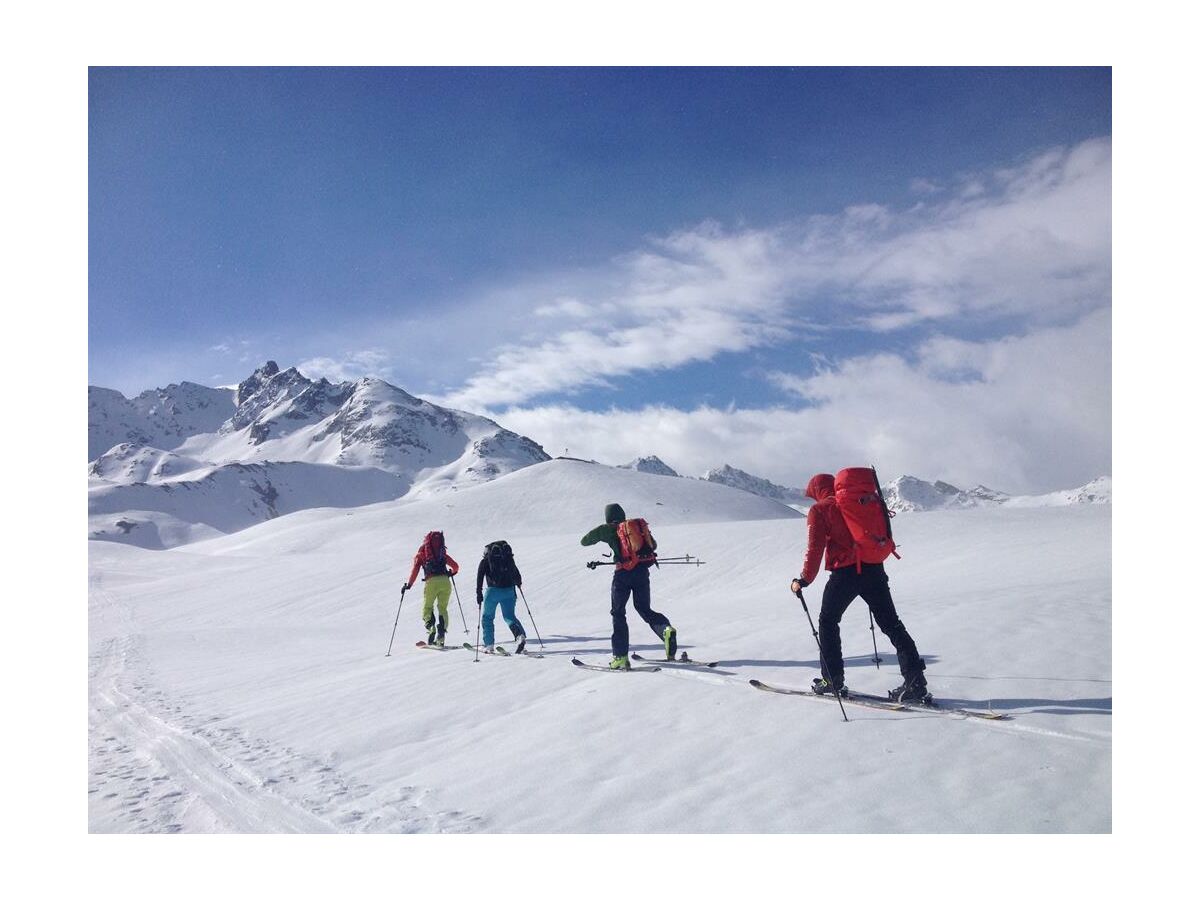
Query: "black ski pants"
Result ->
[[818, 563, 924, 685], [611, 563, 671, 658]]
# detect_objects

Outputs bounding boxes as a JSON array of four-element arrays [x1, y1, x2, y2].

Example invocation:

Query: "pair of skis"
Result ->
[[748, 679, 1010, 720]]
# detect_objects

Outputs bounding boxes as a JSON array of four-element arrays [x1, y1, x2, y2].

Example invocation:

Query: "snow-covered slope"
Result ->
[[89, 443, 213, 485], [619, 455, 680, 477], [89, 467, 1111, 833], [89, 460, 408, 550], [700, 464, 806, 504], [1006, 475, 1112, 508], [189, 458, 802, 558]]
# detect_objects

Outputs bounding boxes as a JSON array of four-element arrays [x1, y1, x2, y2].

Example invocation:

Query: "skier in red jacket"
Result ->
[[792, 473, 929, 702], [404, 531, 460, 647]]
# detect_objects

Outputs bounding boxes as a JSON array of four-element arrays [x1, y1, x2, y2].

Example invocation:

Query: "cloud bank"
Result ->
[[498, 308, 1111, 495]]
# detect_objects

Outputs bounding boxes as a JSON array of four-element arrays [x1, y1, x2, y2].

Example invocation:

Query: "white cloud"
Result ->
[[434, 137, 1110, 410], [296, 350, 394, 384], [495, 309, 1111, 495]]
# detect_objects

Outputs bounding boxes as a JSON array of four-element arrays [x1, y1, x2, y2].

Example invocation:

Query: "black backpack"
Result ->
[[483, 540, 519, 587]]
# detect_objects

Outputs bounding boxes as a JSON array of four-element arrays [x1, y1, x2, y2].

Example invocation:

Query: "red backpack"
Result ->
[[421, 530, 448, 577], [834, 467, 900, 569], [616, 518, 657, 571]]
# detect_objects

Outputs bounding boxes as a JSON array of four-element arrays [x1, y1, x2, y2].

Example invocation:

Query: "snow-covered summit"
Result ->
[[700, 464, 806, 504], [176, 361, 551, 483], [619, 455, 680, 477]]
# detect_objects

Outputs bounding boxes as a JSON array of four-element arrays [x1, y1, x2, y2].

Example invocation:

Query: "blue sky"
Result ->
[[88, 67, 1111, 492]]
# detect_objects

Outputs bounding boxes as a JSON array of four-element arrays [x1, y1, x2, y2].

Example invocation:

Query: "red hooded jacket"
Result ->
[[801, 473, 858, 584]]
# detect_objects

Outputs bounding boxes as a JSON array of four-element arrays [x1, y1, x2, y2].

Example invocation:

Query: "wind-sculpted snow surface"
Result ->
[[89, 458, 1110, 833]]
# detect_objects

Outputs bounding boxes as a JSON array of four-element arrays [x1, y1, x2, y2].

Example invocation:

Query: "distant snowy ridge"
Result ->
[[882, 474, 1111, 512], [689, 464, 1111, 512], [700, 464, 806, 504], [619, 455, 679, 477]]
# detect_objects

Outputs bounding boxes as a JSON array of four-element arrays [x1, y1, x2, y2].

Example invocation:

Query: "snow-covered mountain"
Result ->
[[88, 382, 235, 462], [883, 475, 986, 512], [88, 362, 552, 546], [700, 464, 806, 504], [619, 455, 679, 477]]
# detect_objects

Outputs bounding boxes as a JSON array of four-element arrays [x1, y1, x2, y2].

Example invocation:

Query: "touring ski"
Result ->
[[571, 657, 660, 673], [415, 641, 458, 651], [463, 643, 545, 659], [748, 679, 1010, 720], [631, 652, 718, 668]]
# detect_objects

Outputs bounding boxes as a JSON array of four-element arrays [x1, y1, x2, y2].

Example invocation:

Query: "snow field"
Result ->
[[89, 466, 1110, 832]]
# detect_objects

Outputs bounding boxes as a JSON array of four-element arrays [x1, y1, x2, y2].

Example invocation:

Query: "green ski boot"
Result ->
[[609, 655, 631, 670], [663, 626, 678, 660]]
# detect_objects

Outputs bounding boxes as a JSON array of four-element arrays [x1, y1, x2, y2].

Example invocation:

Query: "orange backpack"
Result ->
[[615, 518, 658, 571]]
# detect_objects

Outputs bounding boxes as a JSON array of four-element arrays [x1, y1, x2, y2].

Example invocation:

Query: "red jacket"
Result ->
[[407, 547, 459, 587], [801, 473, 858, 584]]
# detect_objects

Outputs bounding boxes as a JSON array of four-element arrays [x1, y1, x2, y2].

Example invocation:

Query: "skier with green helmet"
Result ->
[[581, 502, 678, 669]]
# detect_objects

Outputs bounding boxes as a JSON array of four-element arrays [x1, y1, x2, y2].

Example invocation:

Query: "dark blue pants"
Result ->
[[818, 563, 924, 685], [611, 563, 671, 658]]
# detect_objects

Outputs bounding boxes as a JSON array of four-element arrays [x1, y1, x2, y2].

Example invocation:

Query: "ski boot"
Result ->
[[888, 677, 933, 705], [812, 677, 848, 698], [425, 622, 437, 645], [514, 631, 527, 655], [663, 625, 678, 660], [435, 616, 446, 648], [482, 644, 495, 655], [609, 655, 631, 670]]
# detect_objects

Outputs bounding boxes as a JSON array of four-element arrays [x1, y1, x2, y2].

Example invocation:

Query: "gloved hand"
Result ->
[[402, 582, 412, 592], [790, 578, 809, 597], [476, 595, 483, 607]]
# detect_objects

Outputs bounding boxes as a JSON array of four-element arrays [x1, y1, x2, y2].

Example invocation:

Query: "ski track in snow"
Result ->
[[89, 583, 481, 834]]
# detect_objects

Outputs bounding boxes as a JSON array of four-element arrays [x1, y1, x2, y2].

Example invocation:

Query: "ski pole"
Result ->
[[517, 585, 545, 651], [474, 594, 482, 663], [385, 585, 408, 657], [450, 575, 469, 632], [868, 608, 882, 668], [791, 581, 848, 722]]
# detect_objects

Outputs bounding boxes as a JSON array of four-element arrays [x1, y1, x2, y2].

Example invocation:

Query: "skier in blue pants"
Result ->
[[475, 540, 527, 654]]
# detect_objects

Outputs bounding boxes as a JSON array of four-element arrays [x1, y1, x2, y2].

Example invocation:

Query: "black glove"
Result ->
[[402, 582, 412, 592], [790, 578, 809, 597]]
